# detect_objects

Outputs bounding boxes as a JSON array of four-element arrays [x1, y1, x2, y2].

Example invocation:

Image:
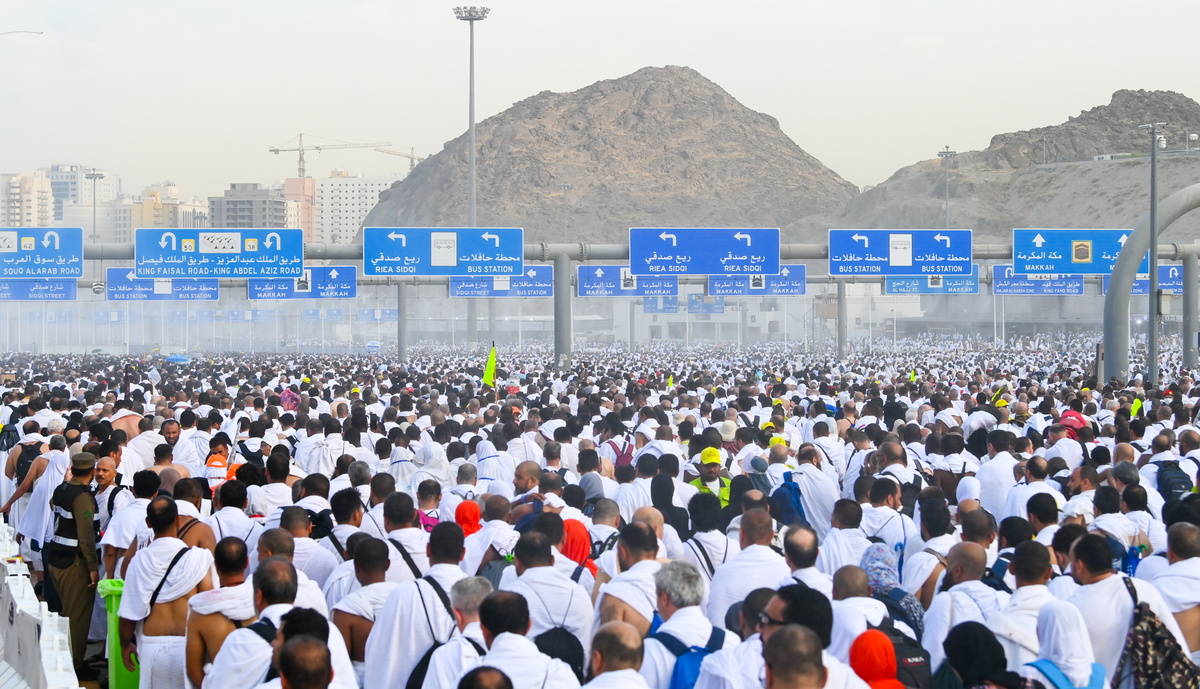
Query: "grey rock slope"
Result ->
[[361, 65, 858, 244]]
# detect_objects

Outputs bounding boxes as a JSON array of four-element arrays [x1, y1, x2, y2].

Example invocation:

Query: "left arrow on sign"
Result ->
[[387, 232, 407, 246], [734, 232, 751, 246], [482, 232, 500, 247], [659, 232, 677, 246]]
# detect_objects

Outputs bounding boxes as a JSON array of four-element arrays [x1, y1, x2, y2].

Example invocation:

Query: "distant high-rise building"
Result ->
[[41, 164, 121, 220], [61, 198, 133, 243], [282, 178, 316, 241], [208, 183, 295, 228], [316, 169, 401, 244], [1, 170, 54, 227], [133, 183, 209, 229]]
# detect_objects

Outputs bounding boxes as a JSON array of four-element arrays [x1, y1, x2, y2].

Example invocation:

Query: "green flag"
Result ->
[[482, 344, 497, 388]]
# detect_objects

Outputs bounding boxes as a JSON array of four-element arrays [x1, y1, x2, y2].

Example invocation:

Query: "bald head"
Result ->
[[946, 541, 987, 584], [590, 621, 644, 675], [1113, 443, 1136, 465], [632, 506, 665, 538], [1168, 522, 1200, 561], [832, 565, 870, 601]]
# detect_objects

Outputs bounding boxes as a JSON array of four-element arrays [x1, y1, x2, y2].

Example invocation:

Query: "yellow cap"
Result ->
[[769, 436, 788, 447], [700, 447, 722, 465]]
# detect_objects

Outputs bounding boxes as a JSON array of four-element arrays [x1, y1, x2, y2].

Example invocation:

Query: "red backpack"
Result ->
[[606, 437, 635, 467]]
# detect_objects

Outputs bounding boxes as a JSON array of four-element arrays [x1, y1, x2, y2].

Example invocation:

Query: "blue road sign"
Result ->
[[197, 310, 214, 323], [708, 265, 807, 296], [1103, 265, 1186, 295], [1013, 229, 1148, 275], [628, 228, 780, 276], [357, 309, 398, 322], [362, 227, 523, 277], [576, 265, 679, 297], [0, 227, 84, 278], [643, 296, 680, 314], [0, 279, 77, 301], [106, 268, 218, 301], [449, 266, 553, 298], [991, 265, 1085, 296], [687, 294, 726, 313], [133, 228, 304, 278], [885, 264, 980, 295], [247, 266, 357, 300], [829, 229, 973, 276]]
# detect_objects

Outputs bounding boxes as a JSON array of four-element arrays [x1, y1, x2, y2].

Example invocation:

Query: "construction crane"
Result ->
[[269, 134, 392, 178], [375, 147, 426, 173]]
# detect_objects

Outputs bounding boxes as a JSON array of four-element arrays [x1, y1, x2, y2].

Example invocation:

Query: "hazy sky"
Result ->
[[2, 1, 1196, 202]]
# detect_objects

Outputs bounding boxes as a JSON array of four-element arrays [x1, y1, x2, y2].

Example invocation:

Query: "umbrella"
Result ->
[[165, 355, 191, 364]]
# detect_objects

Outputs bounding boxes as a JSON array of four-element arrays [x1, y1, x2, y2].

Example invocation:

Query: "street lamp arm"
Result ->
[[0, 30, 43, 37]]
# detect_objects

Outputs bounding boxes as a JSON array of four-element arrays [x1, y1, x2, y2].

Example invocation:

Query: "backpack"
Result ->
[[0, 424, 18, 454], [1114, 577, 1200, 689], [406, 577, 458, 689], [982, 554, 1013, 594], [868, 617, 933, 689], [770, 471, 808, 527], [897, 475, 922, 519], [746, 470, 773, 495], [237, 441, 265, 468], [15, 442, 42, 484], [606, 437, 635, 467], [1152, 460, 1193, 503], [530, 589, 586, 682], [651, 627, 726, 689], [1026, 659, 1106, 689], [306, 508, 334, 540], [933, 463, 970, 506], [874, 587, 923, 639]]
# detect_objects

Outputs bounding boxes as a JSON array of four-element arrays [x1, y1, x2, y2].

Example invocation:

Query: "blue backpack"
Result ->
[[1026, 659, 1105, 689], [770, 471, 808, 527], [651, 627, 726, 689]]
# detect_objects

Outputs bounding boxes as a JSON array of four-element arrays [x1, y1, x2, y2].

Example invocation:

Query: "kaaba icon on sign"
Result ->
[[1072, 241, 1092, 263]]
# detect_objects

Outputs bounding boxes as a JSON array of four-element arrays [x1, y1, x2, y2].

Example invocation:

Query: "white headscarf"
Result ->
[[1036, 600, 1097, 687]]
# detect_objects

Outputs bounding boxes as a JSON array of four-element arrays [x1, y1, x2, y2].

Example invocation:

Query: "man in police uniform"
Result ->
[[44, 452, 100, 678]]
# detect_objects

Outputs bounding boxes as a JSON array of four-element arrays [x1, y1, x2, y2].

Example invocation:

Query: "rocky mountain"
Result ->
[[361, 66, 858, 243], [787, 89, 1200, 250]]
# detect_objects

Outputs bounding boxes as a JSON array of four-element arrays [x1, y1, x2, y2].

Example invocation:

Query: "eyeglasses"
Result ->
[[757, 611, 787, 628]]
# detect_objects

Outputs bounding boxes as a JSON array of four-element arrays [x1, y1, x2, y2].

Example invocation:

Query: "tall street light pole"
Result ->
[[454, 6, 489, 345], [1140, 122, 1167, 386], [937, 146, 956, 229], [85, 169, 104, 242]]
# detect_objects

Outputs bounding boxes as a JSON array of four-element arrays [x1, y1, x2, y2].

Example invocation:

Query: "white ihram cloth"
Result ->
[[1018, 600, 1105, 688], [461, 519, 519, 576], [900, 533, 955, 596], [383, 527, 430, 582], [788, 463, 838, 541], [859, 504, 923, 574], [322, 560, 359, 611], [1069, 573, 1189, 685], [290, 536, 338, 588], [188, 580, 256, 622], [985, 584, 1058, 672], [502, 565, 595, 657], [781, 567, 834, 599], [694, 633, 763, 689], [331, 581, 397, 621], [119, 538, 215, 622], [594, 559, 661, 630], [829, 597, 917, 664], [457, 631, 581, 689], [585, 668, 651, 688], [1090, 512, 1137, 547], [974, 451, 1019, 518], [421, 622, 487, 689], [1125, 510, 1168, 554], [921, 580, 1010, 671], [1001, 480, 1064, 521], [815, 528, 873, 578], [137, 634, 187, 689], [473, 440, 516, 498], [204, 603, 357, 689], [294, 571, 330, 617], [616, 477, 653, 525], [123, 430, 167, 482], [706, 545, 790, 627], [100, 497, 151, 551], [363, 563, 467, 689], [205, 506, 264, 552], [17, 449, 68, 544], [641, 606, 737, 689], [1151, 557, 1200, 664], [682, 531, 740, 583]]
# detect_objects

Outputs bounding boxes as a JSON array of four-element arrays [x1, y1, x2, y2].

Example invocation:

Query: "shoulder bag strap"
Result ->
[[388, 538, 423, 578], [328, 532, 346, 560], [688, 539, 716, 577], [149, 547, 191, 607], [423, 575, 453, 618]]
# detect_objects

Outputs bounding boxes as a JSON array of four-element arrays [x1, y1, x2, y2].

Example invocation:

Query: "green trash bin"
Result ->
[[98, 579, 139, 689]]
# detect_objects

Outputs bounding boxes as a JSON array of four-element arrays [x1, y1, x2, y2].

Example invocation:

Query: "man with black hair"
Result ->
[[186, 537, 257, 689], [596, 522, 662, 637], [1027, 492, 1061, 547], [364, 521, 468, 688], [381, 491, 430, 582], [277, 506, 338, 588], [255, 528, 330, 616], [422, 576, 494, 689], [455, 591, 580, 689], [332, 538, 396, 686], [616, 455, 657, 523], [278, 635, 333, 689], [901, 498, 954, 608], [859, 476, 922, 567], [974, 429, 1018, 517], [358, 472, 396, 539], [205, 479, 265, 552], [321, 488, 364, 562], [1088, 485, 1140, 549], [101, 468, 160, 577], [1121, 484, 1168, 555], [779, 524, 832, 598], [248, 453, 294, 519], [577, 448, 619, 502], [762, 625, 826, 689], [814, 499, 871, 578], [1001, 455, 1064, 521], [985, 540, 1057, 671], [119, 495, 215, 689], [206, 557, 357, 689], [500, 532, 594, 670], [757, 585, 864, 689], [438, 463, 479, 523], [682, 492, 740, 585], [1069, 533, 1187, 682]]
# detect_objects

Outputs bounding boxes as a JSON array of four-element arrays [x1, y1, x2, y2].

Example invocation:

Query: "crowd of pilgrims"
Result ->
[[1, 336, 1200, 689]]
